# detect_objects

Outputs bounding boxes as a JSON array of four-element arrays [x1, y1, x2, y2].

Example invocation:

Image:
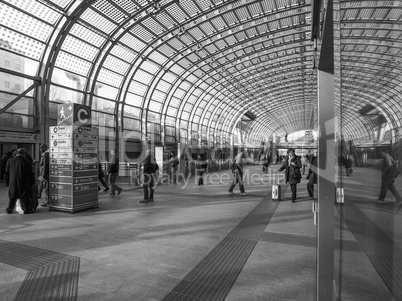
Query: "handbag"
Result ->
[[293, 167, 302, 180]]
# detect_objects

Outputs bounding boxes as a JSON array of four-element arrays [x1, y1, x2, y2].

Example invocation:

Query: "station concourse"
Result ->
[[1, 164, 401, 301], [1, 0, 402, 300]]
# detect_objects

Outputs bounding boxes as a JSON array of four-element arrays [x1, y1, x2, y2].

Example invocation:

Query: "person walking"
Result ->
[[0, 151, 13, 182], [107, 149, 122, 196], [306, 151, 317, 198], [3, 149, 16, 186], [195, 154, 207, 185], [168, 150, 179, 184], [229, 151, 247, 195], [38, 144, 50, 206], [262, 153, 270, 173], [98, 162, 110, 192], [345, 155, 353, 176], [140, 149, 158, 203], [278, 148, 302, 203], [301, 151, 310, 175], [377, 150, 401, 205], [5, 148, 34, 214]]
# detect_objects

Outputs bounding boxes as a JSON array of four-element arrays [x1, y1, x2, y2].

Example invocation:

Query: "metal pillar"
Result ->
[[316, 0, 336, 300]]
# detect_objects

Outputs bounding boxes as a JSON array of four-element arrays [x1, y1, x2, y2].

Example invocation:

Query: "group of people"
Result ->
[[4, 145, 401, 212]]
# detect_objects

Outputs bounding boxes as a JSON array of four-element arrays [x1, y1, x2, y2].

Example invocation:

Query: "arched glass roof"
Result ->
[[0, 0, 401, 147]]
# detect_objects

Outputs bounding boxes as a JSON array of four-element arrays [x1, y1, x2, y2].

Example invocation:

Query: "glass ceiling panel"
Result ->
[[1, 4, 53, 42], [55, 51, 92, 76], [70, 23, 106, 48], [81, 8, 118, 35]]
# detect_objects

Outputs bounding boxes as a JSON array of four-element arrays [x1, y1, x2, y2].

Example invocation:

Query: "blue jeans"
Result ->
[[109, 172, 121, 193], [229, 170, 245, 193], [379, 175, 402, 201], [143, 173, 155, 200]]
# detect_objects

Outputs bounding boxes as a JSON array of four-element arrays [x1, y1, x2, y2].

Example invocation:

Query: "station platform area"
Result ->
[[0, 164, 401, 301]]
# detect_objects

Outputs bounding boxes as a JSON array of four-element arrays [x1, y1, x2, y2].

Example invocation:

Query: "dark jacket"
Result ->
[[278, 155, 302, 184], [307, 155, 318, 184], [142, 154, 157, 174], [6, 155, 34, 199], [108, 154, 119, 174], [0, 152, 13, 173]]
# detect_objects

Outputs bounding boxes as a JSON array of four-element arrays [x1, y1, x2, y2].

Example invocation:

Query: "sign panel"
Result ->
[[49, 103, 99, 212], [0, 131, 40, 142]]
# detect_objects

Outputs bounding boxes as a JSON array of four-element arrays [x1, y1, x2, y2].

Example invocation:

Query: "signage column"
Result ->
[[48, 103, 99, 213]]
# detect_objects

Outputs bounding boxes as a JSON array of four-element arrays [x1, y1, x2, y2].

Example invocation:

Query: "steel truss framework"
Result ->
[[0, 0, 401, 146]]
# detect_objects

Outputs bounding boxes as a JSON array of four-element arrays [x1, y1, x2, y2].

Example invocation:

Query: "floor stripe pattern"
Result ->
[[0, 239, 80, 301], [162, 198, 279, 301], [339, 203, 402, 300]]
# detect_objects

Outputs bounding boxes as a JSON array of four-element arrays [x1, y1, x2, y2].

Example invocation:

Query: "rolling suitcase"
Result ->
[[272, 184, 281, 201]]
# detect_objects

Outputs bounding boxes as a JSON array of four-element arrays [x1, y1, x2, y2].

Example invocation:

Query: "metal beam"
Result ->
[[0, 82, 40, 115]]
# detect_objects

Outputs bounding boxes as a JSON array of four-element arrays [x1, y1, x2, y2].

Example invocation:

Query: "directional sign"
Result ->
[[50, 147, 72, 153], [50, 159, 72, 165], [73, 162, 97, 170], [50, 169, 72, 177], [51, 152, 73, 159], [73, 170, 97, 178], [74, 134, 98, 140], [50, 183, 72, 194], [52, 139, 72, 147], [74, 147, 98, 154], [73, 153, 97, 159], [48, 114, 98, 212], [74, 140, 97, 147], [74, 126, 98, 135], [74, 182, 98, 192], [51, 133, 72, 139], [50, 164, 72, 171], [50, 125, 73, 134], [73, 177, 97, 184]]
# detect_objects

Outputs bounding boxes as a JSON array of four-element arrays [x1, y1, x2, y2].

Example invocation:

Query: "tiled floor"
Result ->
[[0, 164, 401, 300]]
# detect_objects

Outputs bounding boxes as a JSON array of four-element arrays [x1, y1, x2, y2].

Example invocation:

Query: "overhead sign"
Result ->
[[0, 131, 40, 142]]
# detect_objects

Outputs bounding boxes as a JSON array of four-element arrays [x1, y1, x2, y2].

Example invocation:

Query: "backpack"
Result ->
[[150, 162, 159, 174]]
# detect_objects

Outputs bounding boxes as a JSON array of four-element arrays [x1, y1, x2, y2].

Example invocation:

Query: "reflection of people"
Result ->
[[98, 162, 110, 192], [141, 149, 155, 203], [169, 151, 178, 184], [278, 148, 302, 203], [301, 151, 310, 175], [229, 151, 247, 196], [262, 153, 270, 173], [38, 144, 50, 206], [196, 154, 207, 185], [306, 152, 317, 198], [377, 150, 401, 205], [108, 149, 122, 196], [345, 155, 353, 176], [6, 148, 34, 214]]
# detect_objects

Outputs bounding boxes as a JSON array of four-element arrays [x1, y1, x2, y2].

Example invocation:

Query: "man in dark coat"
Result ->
[[306, 151, 318, 198], [278, 148, 302, 203], [140, 149, 158, 203], [6, 148, 34, 214]]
